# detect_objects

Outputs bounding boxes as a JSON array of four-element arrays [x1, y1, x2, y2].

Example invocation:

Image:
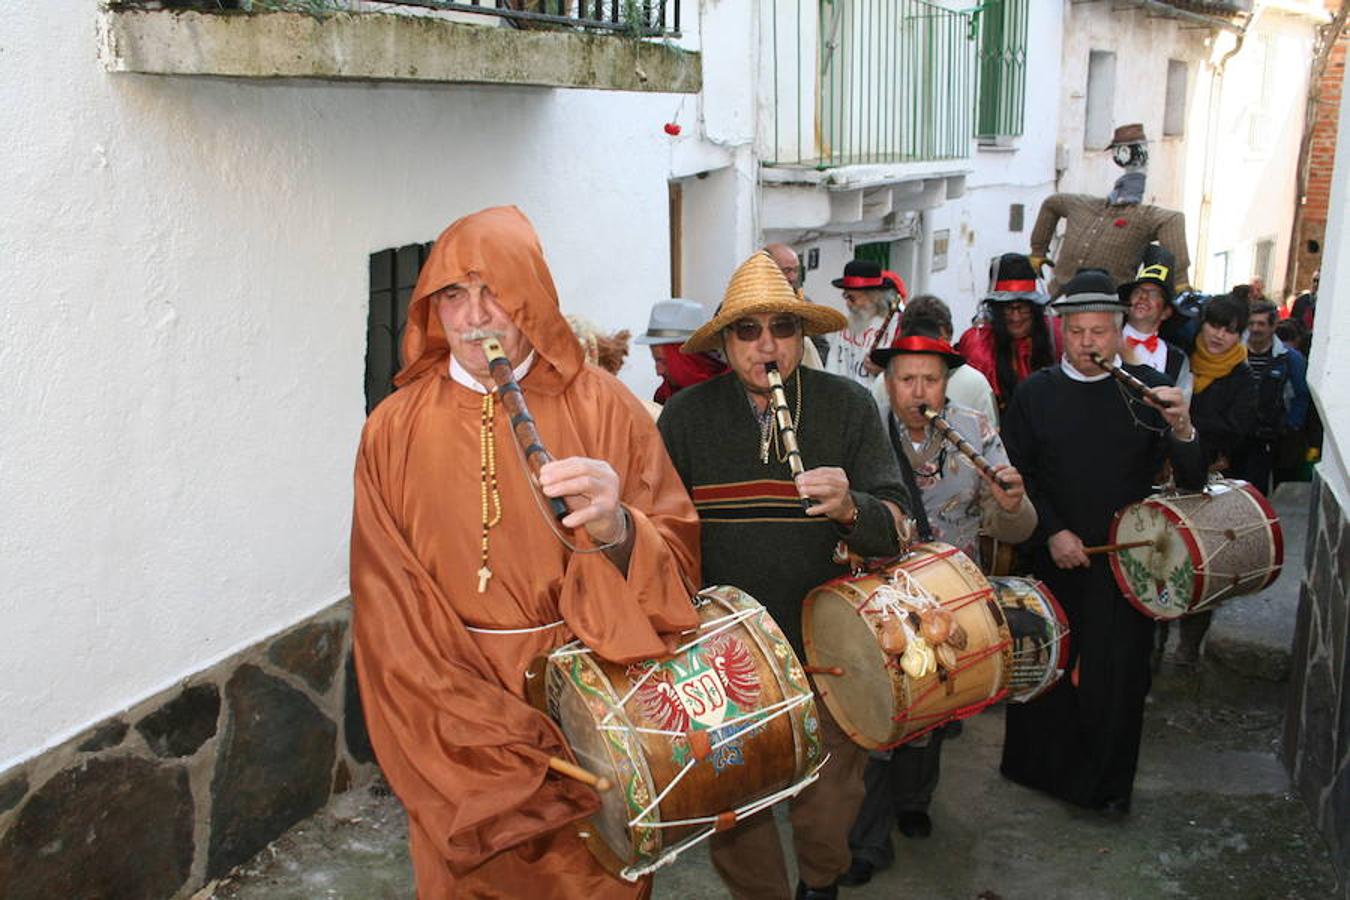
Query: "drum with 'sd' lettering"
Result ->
[[528, 586, 823, 881]]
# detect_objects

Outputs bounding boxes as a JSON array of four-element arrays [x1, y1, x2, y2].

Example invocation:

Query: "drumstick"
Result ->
[[548, 755, 611, 792], [919, 404, 1013, 491], [1081, 540, 1156, 557]]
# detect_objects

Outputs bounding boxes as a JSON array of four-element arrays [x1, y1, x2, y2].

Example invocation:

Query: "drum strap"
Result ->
[[889, 415, 934, 542]]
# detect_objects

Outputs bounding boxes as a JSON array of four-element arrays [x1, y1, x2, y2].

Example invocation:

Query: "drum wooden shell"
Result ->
[[802, 543, 1012, 750], [531, 586, 822, 879], [1108, 479, 1283, 621], [989, 576, 1070, 704]]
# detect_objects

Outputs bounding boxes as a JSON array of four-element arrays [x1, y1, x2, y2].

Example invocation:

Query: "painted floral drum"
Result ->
[[529, 586, 824, 882], [802, 543, 1012, 750], [988, 575, 1071, 704], [1108, 478, 1283, 621]]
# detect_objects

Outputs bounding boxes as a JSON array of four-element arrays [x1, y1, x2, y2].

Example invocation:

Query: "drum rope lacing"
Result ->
[[622, 695, 818, 828], [1137, 517, 1279, 600], [616, 761, 828, 881]]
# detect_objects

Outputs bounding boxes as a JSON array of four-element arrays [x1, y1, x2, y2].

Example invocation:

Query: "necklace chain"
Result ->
[[478, 393, 502, 592]]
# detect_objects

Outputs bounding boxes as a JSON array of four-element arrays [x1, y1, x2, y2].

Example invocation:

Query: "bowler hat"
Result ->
[[1049, 268, 1128, 316], [870, 328, 966, 371]]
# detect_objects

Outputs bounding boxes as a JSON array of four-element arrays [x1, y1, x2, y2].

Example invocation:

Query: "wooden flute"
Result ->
[[1088, 351, 1175, 408], [481, 337, 574, 521], [764, 362, 814, 510], [918, 404, 1013, 491]]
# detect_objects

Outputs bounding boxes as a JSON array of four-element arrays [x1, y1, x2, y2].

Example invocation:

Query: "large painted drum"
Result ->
[[988, 576, 1071, 704], [1108, 478, 1283, 621], [802, 542, 1012, 750], [529, 586, 824, 881]]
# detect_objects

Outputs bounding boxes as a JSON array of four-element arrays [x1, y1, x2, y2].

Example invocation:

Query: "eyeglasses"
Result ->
[[728, 316, 802, 342]]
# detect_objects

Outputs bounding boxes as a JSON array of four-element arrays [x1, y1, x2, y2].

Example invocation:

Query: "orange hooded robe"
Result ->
[[350, 207, 702, 898]]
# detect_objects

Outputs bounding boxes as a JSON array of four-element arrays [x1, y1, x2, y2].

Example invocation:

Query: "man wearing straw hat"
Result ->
[[998, 268, 1204, 818], [658, 251, 912, 900]]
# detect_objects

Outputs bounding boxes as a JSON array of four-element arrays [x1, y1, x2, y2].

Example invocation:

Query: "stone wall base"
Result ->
[[1284, 470, 1350, 898], [0, 597, 376, 900]]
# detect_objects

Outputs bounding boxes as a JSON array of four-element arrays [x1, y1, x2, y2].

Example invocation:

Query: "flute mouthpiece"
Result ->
[[764, 361, 780, 372], [480, 337, 508, 366], [918, 403, 934, 417]]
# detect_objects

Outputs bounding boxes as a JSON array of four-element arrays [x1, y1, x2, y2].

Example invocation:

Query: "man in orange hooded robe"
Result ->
[[350, 206, 702, 898]]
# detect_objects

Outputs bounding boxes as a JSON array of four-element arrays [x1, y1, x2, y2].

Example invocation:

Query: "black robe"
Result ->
[[998, 363, 1205, 808]]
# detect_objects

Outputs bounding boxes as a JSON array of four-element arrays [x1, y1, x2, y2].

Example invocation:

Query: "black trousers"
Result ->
[[846, 731, 945, 868], [1001, 555, 1154, 808]]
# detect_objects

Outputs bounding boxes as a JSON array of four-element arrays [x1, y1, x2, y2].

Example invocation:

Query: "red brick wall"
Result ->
[[1296, 10, 1348, 293]]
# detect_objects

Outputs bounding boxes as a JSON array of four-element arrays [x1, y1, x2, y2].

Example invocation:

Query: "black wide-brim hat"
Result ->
[[986, 253, 1051, 306], [1049, 268, 1129, 316], [832, 259, 885, 289], [871, 334, 966, 370]]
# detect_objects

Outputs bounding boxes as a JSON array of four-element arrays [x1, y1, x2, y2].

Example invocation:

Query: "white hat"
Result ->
[[634, 298, 711, 345]]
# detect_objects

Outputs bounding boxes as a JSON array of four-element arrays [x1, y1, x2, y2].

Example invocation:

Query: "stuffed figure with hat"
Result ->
[[954, 253, 1058, 412], [827, 259, 907, 388], [1029, 123, 1192, 297]]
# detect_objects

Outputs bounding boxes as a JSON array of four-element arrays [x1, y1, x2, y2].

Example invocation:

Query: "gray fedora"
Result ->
[[634, 298, 710, 344]]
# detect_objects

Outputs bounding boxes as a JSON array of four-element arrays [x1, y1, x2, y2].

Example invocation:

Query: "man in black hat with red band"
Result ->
[[839, 322, 1035, 887], [999, 268, 1205, 817], [828, 259, 906, 388], [955, 253, 1058, 414]]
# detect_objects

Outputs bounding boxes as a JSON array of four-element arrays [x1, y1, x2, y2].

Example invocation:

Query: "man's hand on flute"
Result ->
[[1142, 385, 1195, 438], [539, 458, 625, 543], [795, 466, 855, 523]]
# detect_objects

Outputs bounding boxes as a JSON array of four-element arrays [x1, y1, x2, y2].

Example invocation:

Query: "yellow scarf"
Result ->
[[1190, 341, 1247, 394]]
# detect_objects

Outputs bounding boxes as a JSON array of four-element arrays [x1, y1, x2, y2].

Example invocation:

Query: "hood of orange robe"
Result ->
[[395, 205, 584, 393]]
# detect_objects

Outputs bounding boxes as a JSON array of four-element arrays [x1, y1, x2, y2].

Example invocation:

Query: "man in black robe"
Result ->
[[999, 268, 1205, 815]]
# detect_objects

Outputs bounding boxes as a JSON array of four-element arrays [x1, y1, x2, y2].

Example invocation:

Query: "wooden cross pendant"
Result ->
[[477, 566, 492, 593]]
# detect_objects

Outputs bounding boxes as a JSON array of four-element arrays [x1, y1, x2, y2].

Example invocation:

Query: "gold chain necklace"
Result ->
[[478, 393, 502, 593]]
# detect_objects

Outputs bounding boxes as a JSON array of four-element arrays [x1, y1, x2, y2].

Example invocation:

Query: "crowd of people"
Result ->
[[348, 205, 1320, 899]]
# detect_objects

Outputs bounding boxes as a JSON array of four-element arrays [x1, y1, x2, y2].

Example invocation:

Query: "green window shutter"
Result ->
[[975, 0, 1027, 141]]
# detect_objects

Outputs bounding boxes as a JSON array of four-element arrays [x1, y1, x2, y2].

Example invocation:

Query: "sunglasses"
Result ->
[[728, 316, 802, 342]]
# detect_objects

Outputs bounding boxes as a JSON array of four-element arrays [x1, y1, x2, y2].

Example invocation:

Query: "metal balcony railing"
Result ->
[[763, 0, 977, 169], [384, 0, 681, 35]]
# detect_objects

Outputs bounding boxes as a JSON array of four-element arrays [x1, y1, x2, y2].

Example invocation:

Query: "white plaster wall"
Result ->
[[0, 2, 742, 769], [1191, 13, 1315, 294], [1309, 49, 1350, 512], [1056, 3, 1211, 209]]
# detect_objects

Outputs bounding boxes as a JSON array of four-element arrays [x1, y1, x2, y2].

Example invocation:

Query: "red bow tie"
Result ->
[[1127, 334, 1159, 353]]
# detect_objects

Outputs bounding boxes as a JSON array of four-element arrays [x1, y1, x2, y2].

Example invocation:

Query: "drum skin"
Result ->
[[988, 576, 1070, 704], [1108, 479, 1283, 621], [802, 543, 1012, 750], [530, 586, 822, 879]]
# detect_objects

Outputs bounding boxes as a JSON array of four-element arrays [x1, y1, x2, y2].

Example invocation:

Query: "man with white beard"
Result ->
[[828, 259, 904, 388]]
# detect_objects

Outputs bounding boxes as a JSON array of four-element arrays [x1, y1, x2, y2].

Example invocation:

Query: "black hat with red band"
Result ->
[[985, 253, 1050, 306], [831, 259, 885, 289], [870, 332, 966, 371]]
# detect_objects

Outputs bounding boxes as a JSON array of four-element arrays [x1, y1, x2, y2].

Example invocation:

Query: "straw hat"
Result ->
[[682, 252, 847, 353]]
